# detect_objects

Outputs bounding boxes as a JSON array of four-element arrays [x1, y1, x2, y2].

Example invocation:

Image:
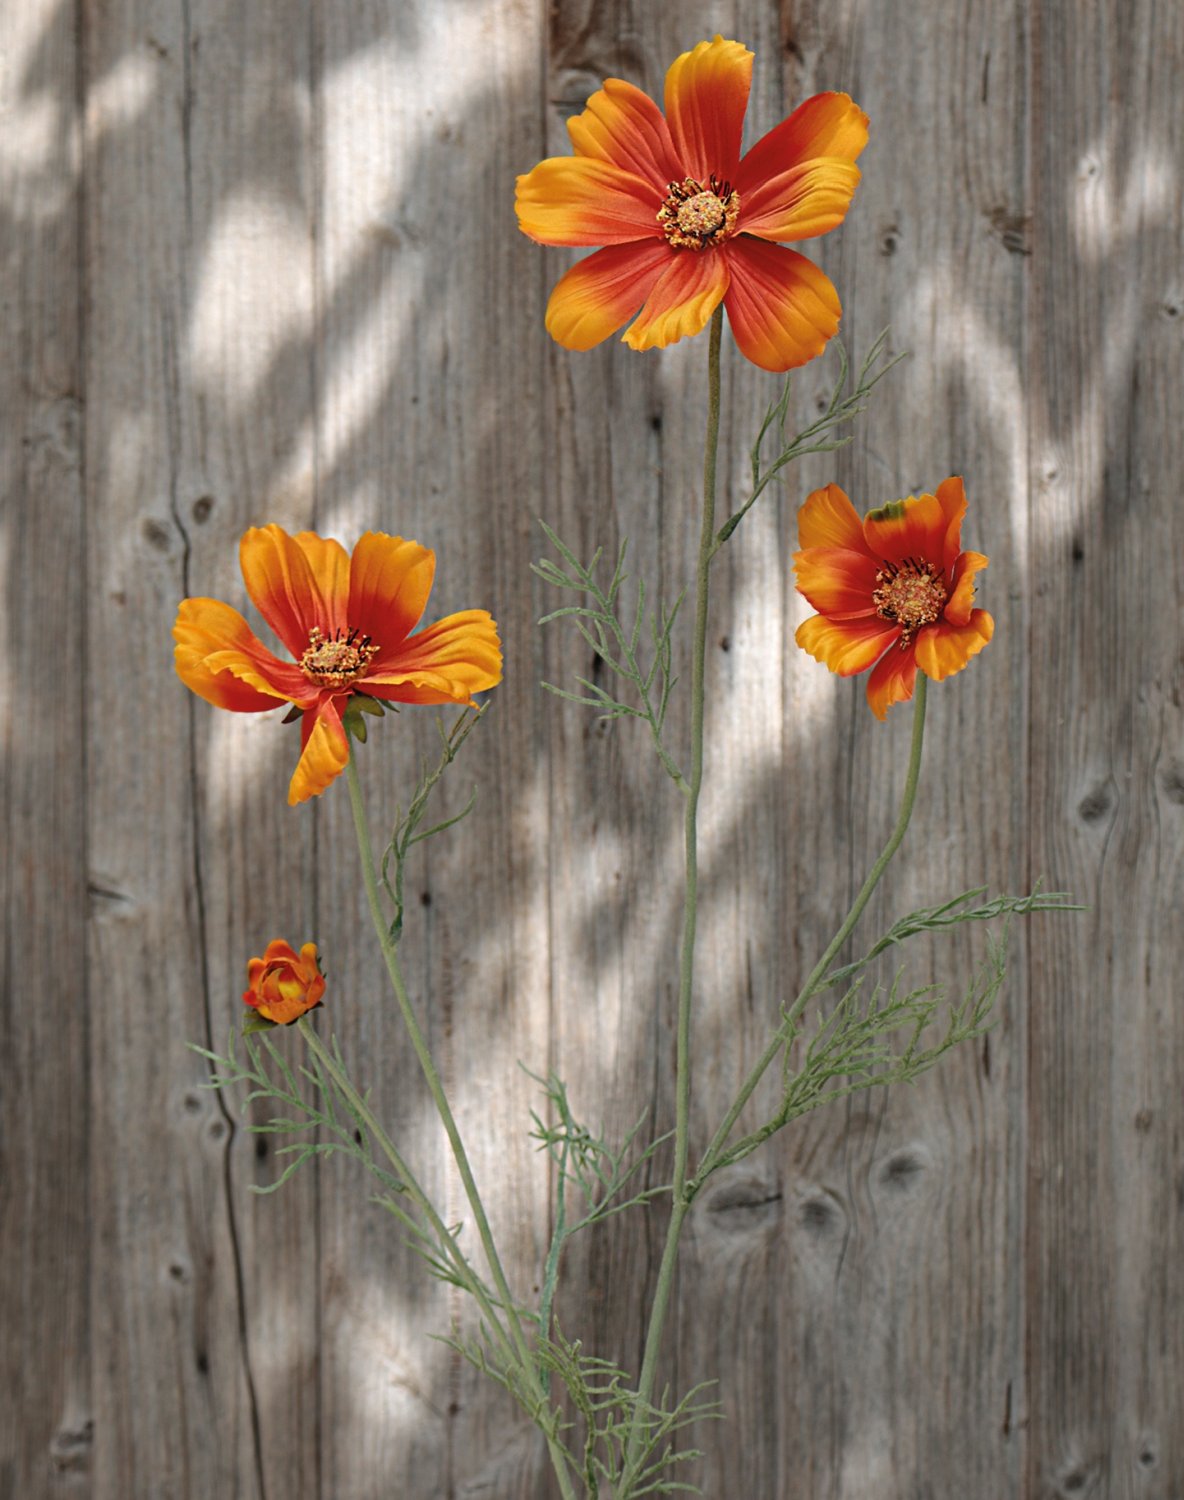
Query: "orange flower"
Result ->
[[174, 526, 502, 804], [243, 939, 325, 1025], [793, 478, 994, 718], [515, 36, 867, 372]]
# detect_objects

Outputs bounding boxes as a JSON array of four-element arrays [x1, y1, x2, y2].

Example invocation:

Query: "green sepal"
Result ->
[[865, 498, 908, 522], [281, 704, 303, 724], [242, 1012, 278, 1035], [351, 694, 386, 717]]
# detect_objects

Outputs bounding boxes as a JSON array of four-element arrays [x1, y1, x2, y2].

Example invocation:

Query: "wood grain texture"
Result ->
[[2, 0, 1181, 1496]]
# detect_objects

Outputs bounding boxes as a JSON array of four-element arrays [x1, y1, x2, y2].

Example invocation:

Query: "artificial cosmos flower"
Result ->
[[174, 526, 502, 804], [243, 939, 325, 1025], [793, 477, 994, 718], [515, 35, 868, 371]]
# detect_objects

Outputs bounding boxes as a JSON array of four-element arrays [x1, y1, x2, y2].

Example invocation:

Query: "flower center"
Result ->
[[658, 176, 740, 251], [299, 625, 380, 688], [872, 558, 948, 644]]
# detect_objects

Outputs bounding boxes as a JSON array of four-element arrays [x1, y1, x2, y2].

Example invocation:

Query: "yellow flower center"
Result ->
[[658, 176, 740, 251], [300, 625, 380, 688], [873, 558, 948, 644]]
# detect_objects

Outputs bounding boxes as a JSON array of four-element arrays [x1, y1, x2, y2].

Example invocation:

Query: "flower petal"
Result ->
[[515, 157, 663, 247], [723, 237, 840, 372], [944, 550, 989, 626], [795, 614, 900, 676], [862, 491, 948, 570], [289, 700, 350, 805], [793, 545, 881, 618], [663, 36, 753, 183], [866, 640, 918, 718], [347, 533, 436, 658], [797, 483, 871, 553], [174, 597, 307, 710], [623, 247, 729, 351], [364, 609, 503, 705], [293, 532, 351, 638], [566, 77, 683, 191], [736, 92, 868, 197], [737, 159, 863, 242], [545, 241, 671, 351], [240, 525, 330, 659], [935, 475, 968, 574], [914, 609, 994, 681]]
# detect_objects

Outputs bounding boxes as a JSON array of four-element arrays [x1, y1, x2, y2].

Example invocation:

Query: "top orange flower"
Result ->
[[174, 527, 502, 804], [793, 478, 994, 718], [515, 36, 868, 372]]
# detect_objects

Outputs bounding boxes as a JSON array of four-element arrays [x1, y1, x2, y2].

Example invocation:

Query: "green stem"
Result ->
[[694, 673, 929, 1184], [623, 306, 723, 1482], [343, 748, 576, 1500]]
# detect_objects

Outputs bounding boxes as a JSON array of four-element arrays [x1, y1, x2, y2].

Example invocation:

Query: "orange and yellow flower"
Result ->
[[243, 939, 325, 1025], [174, 526, 502, 804], [515, 36, 867, 372], [793, 478, 994, 718]]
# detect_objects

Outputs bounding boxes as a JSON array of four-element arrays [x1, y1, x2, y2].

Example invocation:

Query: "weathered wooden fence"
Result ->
[[3, 0, 1182, 1495]]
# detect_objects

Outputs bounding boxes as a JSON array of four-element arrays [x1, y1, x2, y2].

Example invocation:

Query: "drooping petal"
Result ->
[[935, 475, 968, 575], [723, 237, 840, 372], [566, 77, 683, 191], [795, 614, 900, 676], [623, 247, 730, 351], [174, 597, 308, 711], [862, 491, 948, 571], [515, 157, 663, 247], [347, 533, 436, 659], [797, 483, 872, 553], [736, 92, 868, 196], [793, 546, 880, 618], [364, 610, 503, 705], [737, 159, 863, 242], [240, 525, 331, 659], [289, 699, 350, 805], [866, 640, 919, 719], [914, 609, 994, 681], [944, 550, 989, 626], [293, 532, 351, 638], [663, 36, 753, 183], [545, 241, 671, 351]]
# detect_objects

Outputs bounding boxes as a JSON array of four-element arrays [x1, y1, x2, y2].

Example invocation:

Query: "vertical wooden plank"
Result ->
[[313, 2, 552, 1494], [1026, 2, 1184, 1494], [0, 2, 90, 1493], [84, 0, 319, 1492]]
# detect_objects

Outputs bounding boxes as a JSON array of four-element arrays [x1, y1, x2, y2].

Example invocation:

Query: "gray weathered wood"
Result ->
[[1, 0, 1181, 1496]]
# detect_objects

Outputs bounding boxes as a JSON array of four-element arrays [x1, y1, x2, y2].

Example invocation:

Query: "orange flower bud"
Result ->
[[243, 940, 325, 1025]]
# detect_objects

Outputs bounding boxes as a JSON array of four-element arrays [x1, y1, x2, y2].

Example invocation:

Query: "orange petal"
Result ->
[[866, 640, 919, 719], [914, 609, 994, 682], [797, 484, 870, 552], [663, 36, 753, 182], [347, 533, 436, 659], [736, 92, 868, 193], [515, 156, 663, 247], [293, 532, 351, 638], [793, 545, 880, 618], [723, 238, 839, 372], [935, 475, 968, 574], [289, 701, 350, 805], [862, 491, 947, 570], [623, 246, 729, 351], [566, 77, 683, 191], [795, 614, 899, 676], [364, 609, 503, 705], [545, 241, 671, 351], [944, 550, 989, 626], [240, 525, 330, 658], [174, 597, 306, 710], [737, 159, 863, 242]]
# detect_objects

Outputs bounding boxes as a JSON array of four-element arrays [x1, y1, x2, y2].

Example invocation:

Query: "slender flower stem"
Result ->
[[694, 673, 930, 1183], [623, 307, 723, 1481], [343, 748, 577, 1500]]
